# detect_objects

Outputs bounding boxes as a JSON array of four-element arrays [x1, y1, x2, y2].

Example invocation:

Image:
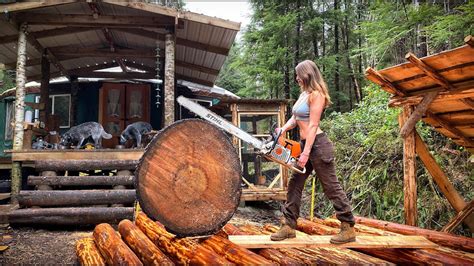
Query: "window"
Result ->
[[5, 100, 15, 140], [49, 94, 71, 128]]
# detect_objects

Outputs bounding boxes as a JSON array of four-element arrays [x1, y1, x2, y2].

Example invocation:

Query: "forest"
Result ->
[[215, 0, 473, 235]]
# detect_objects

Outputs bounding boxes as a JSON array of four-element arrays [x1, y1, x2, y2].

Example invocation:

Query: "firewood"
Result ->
[[135, 212, 233, 265], [354, 216, 474, 252], [75, 237, 106, 266], [93, 223, 142, 266], [118, 219, 174, 266]]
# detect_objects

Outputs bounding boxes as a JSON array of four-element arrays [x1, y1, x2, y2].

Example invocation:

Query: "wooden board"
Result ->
[[9, 149, 143, 162], [136, 119, 242, 237], [228, 235, 438, 249]]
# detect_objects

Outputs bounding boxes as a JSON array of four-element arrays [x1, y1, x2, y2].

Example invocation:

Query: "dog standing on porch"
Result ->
[[120, 121, 153, 148], [59, 122, 112, 149]]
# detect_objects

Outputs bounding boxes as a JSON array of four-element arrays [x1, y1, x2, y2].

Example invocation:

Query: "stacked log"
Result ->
[[93, 223, 143, 265], [135, 212, 232, 265], [118, 219, 174, 266], [75, 238, 106, 266], [17, 190, 136, 207]]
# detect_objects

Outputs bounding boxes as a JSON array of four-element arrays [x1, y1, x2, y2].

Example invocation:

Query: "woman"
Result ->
[[270, 60, 356, 244]]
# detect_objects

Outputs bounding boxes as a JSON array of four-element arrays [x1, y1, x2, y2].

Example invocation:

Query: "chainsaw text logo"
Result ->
[[205, 113, 223, 126]]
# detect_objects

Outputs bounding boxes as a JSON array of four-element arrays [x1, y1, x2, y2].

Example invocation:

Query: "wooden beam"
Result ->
[[460, 98, 474, 110], [400, 91, 438, 138], [113, 28, 230, 55], [442, 200, 474, 233], [414, 132, 474, 232], [0, 27, 95, 45], [398, 106, 417, 226], [465, 35, 474, 47], [1, 1, 75, 12], [125, 60, 219, 76], [228, 235, 437, 249], [52, 46, 157, 58], [365, 67, 405, 96], [39, 50, 50, 123], [13, 13, 178, 28], [405, 52, 455, 90], [74, 71, 156, 80], [426, 111, 474, 147], [389, 85, 474, 107]]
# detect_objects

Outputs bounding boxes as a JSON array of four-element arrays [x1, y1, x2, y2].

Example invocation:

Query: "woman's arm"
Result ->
[[280, 115, 297, 134], [300, 92, 325, 162]]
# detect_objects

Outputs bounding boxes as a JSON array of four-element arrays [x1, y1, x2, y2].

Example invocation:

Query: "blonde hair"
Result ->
[[295, 60, 332, 108]]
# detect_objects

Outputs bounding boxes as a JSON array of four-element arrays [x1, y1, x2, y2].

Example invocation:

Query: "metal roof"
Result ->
[[0, 1, 240, 87], [366, 36, 474, 153]]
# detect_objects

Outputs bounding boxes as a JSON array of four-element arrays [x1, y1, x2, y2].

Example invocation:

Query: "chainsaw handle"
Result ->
[[291, 162, 306, 174]]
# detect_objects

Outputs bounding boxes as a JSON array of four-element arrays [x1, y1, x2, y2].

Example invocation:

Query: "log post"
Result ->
[[441, 200, 474, 233], [76, 237, 106, 266], [279, 102, 289, 188], [118, 219, 174, 266], [163, 30, 175, 127], [11, 22, 28, 205], [398, 106, 417, 226], [70, 76, 79, 127], [39, 49, 50, 124], [93, 223, 143, 266]]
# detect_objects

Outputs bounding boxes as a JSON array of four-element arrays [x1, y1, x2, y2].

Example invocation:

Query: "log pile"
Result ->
[[77, 212, 474, 266]]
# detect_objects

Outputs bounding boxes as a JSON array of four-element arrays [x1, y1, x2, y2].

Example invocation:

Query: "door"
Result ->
[[99, 83, 150, 148]]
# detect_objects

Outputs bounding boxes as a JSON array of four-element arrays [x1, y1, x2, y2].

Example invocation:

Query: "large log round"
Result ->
[[136, 119, 242, 236]]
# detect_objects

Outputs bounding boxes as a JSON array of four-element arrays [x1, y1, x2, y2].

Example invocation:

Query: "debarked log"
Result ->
[[18, 190, 136, 207], [201, 234, 275, 265], [7, 207, 133, 225], [35, 159, 139, 171], [135, 212, 233, 265], [76, 237, 106, 266], [118, 219, 174, 266], [28, 175, 135, 186], [93, 223, 143, 266], [354, 216, 474, 252]]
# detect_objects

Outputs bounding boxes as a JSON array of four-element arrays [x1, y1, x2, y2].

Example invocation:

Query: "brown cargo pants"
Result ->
[[282, 132, 355, 228]]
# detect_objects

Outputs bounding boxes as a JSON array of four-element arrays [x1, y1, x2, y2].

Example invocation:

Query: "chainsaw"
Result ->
[[177, 96, 306, 174]]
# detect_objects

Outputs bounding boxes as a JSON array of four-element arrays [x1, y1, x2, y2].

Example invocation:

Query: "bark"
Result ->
[[76, 237, 106, 266], [164, 32, 175, 127], [118, 219, 174, 266], [35, 160, 139, 171], [7, 207, 133, 225], [135, 212, 232, 265], [17, 190, 136, 207], [27, 175, 135, 186], [354, 216, 474, 252], [93, 223, 143, 266], [201, 235, 275, 265], [334, 0, 341, 111]]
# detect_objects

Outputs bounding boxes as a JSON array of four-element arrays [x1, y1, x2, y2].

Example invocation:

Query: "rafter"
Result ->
[[405, 52, 454, 90], [1, 1, 75, 12], [12, 13, 181, 29], [125, 61, 219, 76], [365, 67, 405, 96], [426, 111, 474, 147]]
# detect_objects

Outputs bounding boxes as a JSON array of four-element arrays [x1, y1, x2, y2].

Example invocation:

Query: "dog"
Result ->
[[120, 121, 153, 148], [60, 122, 112, 149]]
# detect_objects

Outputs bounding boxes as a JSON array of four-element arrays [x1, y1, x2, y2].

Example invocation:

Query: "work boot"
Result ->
[[330, 222, 356, 244], [270, 224, 296, 241]]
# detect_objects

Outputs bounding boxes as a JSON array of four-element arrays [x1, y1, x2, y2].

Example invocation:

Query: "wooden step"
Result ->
[[18, 189, 136, 207], [228, 235, 438, 249], [5, 207, 133, 225], [28, 175, 135, 186]]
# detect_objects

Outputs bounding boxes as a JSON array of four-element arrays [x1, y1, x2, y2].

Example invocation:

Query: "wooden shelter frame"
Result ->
[[365, 35, 474, 233]]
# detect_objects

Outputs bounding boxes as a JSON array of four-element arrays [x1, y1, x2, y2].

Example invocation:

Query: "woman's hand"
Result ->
[[298, 152, 309, 168]]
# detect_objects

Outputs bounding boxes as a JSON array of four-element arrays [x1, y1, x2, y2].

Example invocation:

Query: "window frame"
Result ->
[[49, 94, 71, 129], [4, 98, 15, 141]]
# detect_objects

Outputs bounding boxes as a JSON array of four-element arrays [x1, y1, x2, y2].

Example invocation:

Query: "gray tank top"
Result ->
[[292, 91, 310, 121]]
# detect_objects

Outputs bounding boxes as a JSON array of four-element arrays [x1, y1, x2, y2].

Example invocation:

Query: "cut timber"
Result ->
[[136, 119, 242, 236], [93, 223, 143, 266], [354, 216, 474, 252], [75, 237, 106, 266], [28, 175, 135, 186], [228, 235, 437, 249], [17, 190, 136, 207], [118, 219, 174, 266], [201, 234, 275, 265], [135, 212, 232, 265], [442, 200, 474, 233], [35, 159, 138, 171], [7, 207, 133, 225]]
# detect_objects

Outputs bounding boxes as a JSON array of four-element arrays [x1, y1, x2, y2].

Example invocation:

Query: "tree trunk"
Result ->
[[7, 207, 133, 225], [334, 0, 340, 111], [118, 219, 174, 266], [35, 160, 138, 171], [93, 223, 143, 266], [136, 119, 241, 237], [27, 175, 135, 187], [164, 32, 175, 127], [354, 216, 474, 252], [76, 237, 106, 266], [135, 212, 232, 265], [17, 190, 136, 207], [294, 0, 301, 69]]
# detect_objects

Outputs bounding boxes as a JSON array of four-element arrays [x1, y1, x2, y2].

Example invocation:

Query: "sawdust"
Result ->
[[0, 203, 281, 265]]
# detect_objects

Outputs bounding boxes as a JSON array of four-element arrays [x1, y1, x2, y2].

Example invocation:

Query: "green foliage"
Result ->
[[0, 69, 15, 94]]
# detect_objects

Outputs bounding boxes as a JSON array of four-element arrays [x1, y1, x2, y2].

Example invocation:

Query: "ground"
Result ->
[[0, 201, 283, 265]]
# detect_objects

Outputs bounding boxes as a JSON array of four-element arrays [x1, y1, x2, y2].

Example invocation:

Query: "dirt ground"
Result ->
[[0, 201, 282, 265]]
